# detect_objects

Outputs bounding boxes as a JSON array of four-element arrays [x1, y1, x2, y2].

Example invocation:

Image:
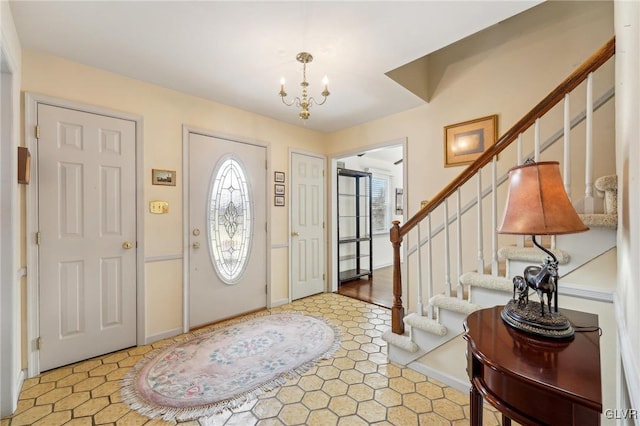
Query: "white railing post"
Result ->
[[491, 157, 499, 276], [476, 171, 484, 274], [443, 199, 451, 297], [584, 72, 594, 213], [416, 224, 424, 316], [534, 118, 541, 162], [426, 213, 434, 319], [456, 188, 463, 299], [563, 93, 572, 198]]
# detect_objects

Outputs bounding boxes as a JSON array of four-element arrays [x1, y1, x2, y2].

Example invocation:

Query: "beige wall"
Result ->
[[21, 50, 326, 339], [614, 0, 640, 406]]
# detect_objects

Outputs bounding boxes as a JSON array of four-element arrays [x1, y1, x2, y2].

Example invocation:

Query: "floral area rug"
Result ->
[[121, 312, 341, 421]]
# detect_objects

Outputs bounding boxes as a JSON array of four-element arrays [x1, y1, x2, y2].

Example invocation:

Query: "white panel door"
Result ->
[[188, 133, 267, 328], [291, 153, 325, 300], [38, 104, 137, 371]]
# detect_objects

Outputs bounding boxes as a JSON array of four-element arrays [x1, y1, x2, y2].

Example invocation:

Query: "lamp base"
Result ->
[[501, 299, 574, 339]]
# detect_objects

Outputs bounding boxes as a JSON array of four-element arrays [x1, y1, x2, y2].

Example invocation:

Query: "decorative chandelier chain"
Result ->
[[279, 52, 330, 120]]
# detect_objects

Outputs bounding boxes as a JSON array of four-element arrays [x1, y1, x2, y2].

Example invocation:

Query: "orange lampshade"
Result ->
[[497, 161, 588, 235]]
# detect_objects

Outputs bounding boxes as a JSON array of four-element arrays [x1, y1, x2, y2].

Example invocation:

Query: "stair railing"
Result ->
[[390, 37, 615, 334]]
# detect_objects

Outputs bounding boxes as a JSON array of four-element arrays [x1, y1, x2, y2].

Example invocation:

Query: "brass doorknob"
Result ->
[[291, 231, 299, 237], [193, 242, 201, 249], [122, 241, 133, 249]]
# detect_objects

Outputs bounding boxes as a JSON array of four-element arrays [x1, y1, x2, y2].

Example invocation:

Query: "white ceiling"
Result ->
[[9, 1, 540, 133]]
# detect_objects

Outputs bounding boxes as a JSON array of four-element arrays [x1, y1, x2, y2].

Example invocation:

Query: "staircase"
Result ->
[[382, 38, 617, 396]]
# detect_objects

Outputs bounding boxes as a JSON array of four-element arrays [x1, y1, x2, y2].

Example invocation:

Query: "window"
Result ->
[[207, 156, 252, 284], [370, 174, 390, 234]]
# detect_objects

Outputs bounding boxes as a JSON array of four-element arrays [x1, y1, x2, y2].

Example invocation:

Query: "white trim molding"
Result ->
[[614, 293, 640, 419]]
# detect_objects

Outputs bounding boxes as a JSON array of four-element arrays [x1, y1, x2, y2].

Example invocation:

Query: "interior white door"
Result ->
[[188, 133, 267, 328], [291, 152, 325, 300], [38, 104, 137, 371]]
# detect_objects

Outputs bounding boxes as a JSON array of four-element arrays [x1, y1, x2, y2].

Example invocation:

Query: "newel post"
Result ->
[[390, 220, 405, 334]]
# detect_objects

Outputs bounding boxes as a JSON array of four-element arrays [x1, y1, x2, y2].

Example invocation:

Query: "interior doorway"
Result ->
[[331, 140, 406, 309]]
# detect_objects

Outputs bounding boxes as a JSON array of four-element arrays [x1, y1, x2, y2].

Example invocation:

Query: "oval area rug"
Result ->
[[121, 312, 341, 421]]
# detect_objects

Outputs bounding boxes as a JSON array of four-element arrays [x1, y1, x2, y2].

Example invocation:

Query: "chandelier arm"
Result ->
[[280, 96, 296, 107], [308, 95, 329, 107]]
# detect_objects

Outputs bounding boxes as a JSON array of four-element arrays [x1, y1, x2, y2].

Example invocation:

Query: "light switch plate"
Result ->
[[150, 200, 169, 214]]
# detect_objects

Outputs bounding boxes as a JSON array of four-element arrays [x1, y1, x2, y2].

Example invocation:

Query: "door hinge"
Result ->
[[35, 125, 40, 140], [323, 222, 325, 229], [265, 160, 268, 169], [35, 231, 41, 245], [323, 273, 326, 281], [265, 284, 268, 294], [36, 337, 42, 350]]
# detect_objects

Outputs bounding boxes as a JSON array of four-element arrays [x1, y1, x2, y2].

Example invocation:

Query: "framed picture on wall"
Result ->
[[152, 169, 176, 186], [275, 184, 285, 195], [274, 171, 285, 183], [444, 114, 498, 167], [274, 195, 285, 206]]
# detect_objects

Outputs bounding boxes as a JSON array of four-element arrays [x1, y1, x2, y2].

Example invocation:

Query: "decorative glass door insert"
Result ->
[[208, 155, 252, 284]]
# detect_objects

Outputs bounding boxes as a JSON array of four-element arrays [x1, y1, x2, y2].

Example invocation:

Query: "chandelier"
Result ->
[[279, 52, 330, 120]]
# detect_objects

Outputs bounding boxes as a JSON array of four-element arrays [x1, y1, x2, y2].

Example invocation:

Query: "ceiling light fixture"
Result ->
[[279, 52, 330, 120]]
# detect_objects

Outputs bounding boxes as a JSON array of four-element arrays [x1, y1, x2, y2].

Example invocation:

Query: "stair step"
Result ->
[[381, 330, 418, 353], [579, 213, 618, 229], [404, 313, 447, 336], [460, 272, 512, 293], [498, 246, 570, 264], [430, 294, 479, 315]]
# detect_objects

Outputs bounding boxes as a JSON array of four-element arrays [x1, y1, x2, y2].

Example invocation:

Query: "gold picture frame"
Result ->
[[444, 114, 498, 167], [152, 169, 176, 186]]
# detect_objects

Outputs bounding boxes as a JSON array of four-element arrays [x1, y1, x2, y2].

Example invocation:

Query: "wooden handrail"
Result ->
[[389, 37, 615, 335], [398, 37, 614, 239]]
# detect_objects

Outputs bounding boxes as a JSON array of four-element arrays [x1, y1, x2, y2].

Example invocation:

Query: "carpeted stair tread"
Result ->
[[595, 174, 617, 191], [430, 294, 479, 315], [498, 246, 570, 264], [579, 213, 618, 229], [381, 330, 418, 352], [459, 272, 512, 293], [404, 313, 447, 336]]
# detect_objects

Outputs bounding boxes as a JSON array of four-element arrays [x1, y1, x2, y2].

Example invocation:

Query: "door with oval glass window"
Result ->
[[187, 132, 267, 328]]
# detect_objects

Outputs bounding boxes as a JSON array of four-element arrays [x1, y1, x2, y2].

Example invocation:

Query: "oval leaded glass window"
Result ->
[[207, 155, 252, 284]]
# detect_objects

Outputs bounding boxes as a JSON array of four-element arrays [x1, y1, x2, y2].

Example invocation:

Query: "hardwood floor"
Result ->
[[337, 265, 393, 309]]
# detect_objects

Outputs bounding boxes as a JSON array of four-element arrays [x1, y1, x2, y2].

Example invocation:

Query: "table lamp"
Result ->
[[497, 160, 588, 339]]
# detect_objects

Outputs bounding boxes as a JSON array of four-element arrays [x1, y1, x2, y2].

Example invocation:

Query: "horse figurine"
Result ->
[[512, 275, 529, 307], [523, 258, 558, 316]]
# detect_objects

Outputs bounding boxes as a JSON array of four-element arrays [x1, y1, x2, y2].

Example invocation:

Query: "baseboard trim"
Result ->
[[559, 282, 614, 303], [144, 327, 183, 345], [144, 254, 183, 263], [270, 298, 290, 308], [614, 294, 640, 415]]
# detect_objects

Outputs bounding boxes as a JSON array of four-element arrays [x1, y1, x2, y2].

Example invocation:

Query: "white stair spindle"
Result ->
[[563, 93, 572, 197], [534, 118, 541, 162], [516, 133, 525, 248], [584, 72, 594, 213], [476, 170, 484, 274], [517, 133, 523, 165], [427, 213, 434, 319], [491, 156, 499, 276], [416, 224, 424, 316], [456, 188, 463, 299], [444, 199, 451, 297]]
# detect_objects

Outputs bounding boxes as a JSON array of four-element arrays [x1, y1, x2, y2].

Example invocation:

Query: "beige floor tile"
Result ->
[[356, 400, 387, 423], [2, 293, 478, 426]]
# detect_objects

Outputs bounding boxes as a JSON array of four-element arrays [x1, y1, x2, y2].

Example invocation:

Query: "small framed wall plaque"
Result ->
[[274, 195, 285, 207], [275, 184, 285, 195], [152, 169, 176, 186], [274, 171, 285, 183]]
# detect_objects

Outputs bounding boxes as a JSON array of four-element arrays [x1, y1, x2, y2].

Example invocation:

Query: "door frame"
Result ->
[[329, 138, 408, 293], [288, 149, 328, 303], [182, 126, 271, 332], [24, 93, 145, 376]]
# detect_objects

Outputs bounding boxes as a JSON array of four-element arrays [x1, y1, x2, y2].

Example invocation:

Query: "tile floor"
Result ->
[[1, 293, 504, 426]]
